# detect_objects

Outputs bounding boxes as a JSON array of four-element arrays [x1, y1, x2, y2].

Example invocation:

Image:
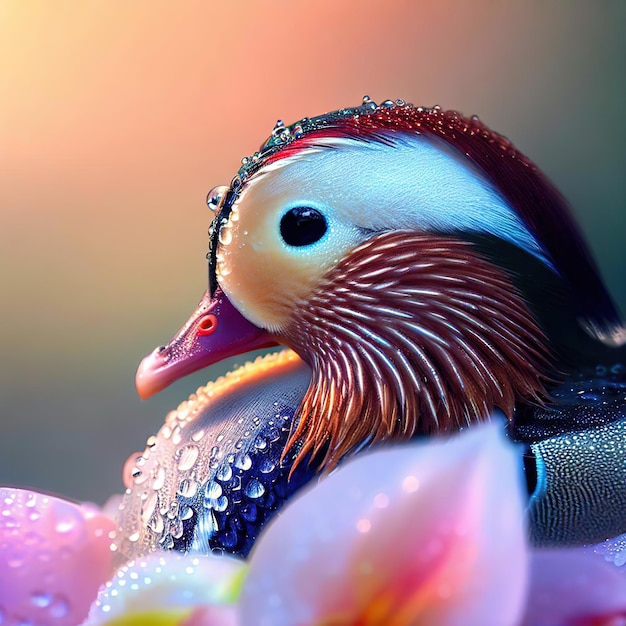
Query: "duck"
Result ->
[[132, 98, 626, 556], [118, 350, 317, 560]]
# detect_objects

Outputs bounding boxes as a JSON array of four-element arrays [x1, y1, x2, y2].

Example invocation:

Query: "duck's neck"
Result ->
[[281, 231, 554, 470]]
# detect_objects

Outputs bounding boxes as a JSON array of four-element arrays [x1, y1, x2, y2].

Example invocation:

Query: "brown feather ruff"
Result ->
[[281, 231, 554, 471]]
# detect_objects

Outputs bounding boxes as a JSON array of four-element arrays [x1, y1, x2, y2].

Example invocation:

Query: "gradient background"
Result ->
[[1, 1, 624, 504]]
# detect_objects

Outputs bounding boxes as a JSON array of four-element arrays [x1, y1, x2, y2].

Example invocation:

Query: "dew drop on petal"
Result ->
[[31, 591, 52, 608], [48, 594, 70, 618]]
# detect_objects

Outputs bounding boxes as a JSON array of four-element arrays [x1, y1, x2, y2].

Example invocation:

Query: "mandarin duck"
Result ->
[[121, 98, 626, 560]]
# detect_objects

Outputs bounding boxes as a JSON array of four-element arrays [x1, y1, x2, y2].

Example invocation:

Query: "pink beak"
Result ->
[[135, 288, 278, 399]]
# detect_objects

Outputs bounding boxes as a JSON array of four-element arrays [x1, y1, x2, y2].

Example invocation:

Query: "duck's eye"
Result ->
[[280, 207, 328, 247]]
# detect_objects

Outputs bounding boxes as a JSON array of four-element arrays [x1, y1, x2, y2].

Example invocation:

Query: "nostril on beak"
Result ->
[[197, 314, 218, 336], [157, 345, 167, 353]]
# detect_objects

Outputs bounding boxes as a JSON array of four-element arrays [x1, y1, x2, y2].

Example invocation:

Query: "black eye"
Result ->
[[280, 207, 328, 247]]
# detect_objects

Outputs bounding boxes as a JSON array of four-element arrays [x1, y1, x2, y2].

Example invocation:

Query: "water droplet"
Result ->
[[49, 594, 69, 618], [180, 506, 194, 521], [259, 458, 275, 474], [128, 532, 140, 543], [264, 425, 280, 441], [381, 99, 395, 108], [31, 591, 52, 608], [213, 495, 229, 512], [219, 226, 233, 246], [149, 515, 164, 534], [171, 426, 182, 445], [178, 479, 198, 498], [191, 429, 206, 442], [216, 465, 233, 482], [170, 519, 184, 539], [244, 479, 265, 499], [206, 185, 228, 212], [152, 465, 166, 491], [122, 452, 144, 489], [177, 445, 199, 471], [141, 491, 158, 523], [579, 391, 602, 402], [234, 453, 252, 471], [205, 480, 223, 499], [254, 435, 268, 450]]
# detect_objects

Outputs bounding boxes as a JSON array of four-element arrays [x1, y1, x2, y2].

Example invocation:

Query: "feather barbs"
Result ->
[[282, 231, 554, 471]]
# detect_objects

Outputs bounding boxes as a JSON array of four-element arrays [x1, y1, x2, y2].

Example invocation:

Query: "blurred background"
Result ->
[[1, 1, 624, 504]]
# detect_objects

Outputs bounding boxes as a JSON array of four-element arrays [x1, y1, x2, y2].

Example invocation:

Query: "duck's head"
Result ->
[[137, 98, 623, 468]]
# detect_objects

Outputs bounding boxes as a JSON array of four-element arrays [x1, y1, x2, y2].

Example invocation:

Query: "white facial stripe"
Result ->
[[250, 134, 551, 268]]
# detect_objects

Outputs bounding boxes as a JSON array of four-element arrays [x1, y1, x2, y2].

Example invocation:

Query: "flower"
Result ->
[[0, 488, 116, 625], [2, 423, 625, 626], [239, 422, 528, 626]]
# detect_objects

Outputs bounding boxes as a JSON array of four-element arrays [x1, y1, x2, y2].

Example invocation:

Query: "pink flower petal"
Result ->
[[181, 605, 240, 626], [84, 552, 244, 625], [0, 487, 116, 626], [240, 422, 528, 626], [522, 548, 626, 625]]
